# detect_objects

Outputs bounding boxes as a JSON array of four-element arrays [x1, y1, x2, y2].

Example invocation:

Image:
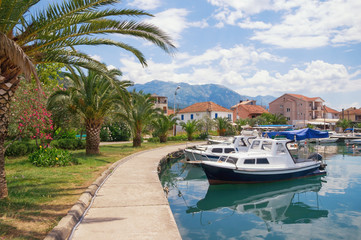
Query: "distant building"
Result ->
[[269, 93, 326, 127], [324, 106, 339, 119], [231, 100, 268, 121], [150, 94, 168, 114], [340, 107, 361, 123], [177, 101, 233, 123]]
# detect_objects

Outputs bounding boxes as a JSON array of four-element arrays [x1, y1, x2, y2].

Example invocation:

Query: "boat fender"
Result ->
[[308, 152, 323, 161]]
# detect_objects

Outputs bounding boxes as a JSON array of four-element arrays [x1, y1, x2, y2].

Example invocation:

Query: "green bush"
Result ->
[[148, 137, 160, 143], [28, 147, 77, 167], [54, 128, 78, 139], [50, 139, 85, 150], [167, 135, 188, 141], [100, 123, 131, 142], [5, 141, 37, 157]]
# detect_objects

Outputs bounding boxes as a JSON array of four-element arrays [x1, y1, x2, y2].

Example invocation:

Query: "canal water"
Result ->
[[159, 143, 361, 240]]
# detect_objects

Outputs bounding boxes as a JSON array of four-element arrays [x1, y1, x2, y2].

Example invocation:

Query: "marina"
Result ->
[[160, 142, 361, 240]]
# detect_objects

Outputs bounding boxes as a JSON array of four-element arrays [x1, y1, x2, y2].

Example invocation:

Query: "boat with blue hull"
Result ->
[[201, 138, 326, 185]]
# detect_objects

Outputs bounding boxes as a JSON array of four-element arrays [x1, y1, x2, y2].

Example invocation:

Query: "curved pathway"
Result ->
[[66, 143, 197, 240]]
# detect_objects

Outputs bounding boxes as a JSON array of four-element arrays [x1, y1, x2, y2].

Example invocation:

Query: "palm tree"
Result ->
[[48, 66, 130, 154], [180, 120, 200, 141], [152, 114, 178, 143], [215, 117, 232, 136], [0, 0, 175, 198], [336, 119, 352, 131], [118, 91, 159, 147]]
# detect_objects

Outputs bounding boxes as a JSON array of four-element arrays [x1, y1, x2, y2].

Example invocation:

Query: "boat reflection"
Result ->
[[187, 177, 328, 225]]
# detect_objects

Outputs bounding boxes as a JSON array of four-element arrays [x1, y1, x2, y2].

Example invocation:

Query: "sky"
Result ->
[[38, 0, 361, 111]]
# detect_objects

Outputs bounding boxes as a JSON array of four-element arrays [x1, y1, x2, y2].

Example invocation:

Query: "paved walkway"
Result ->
[[67, 143, 196, 240]]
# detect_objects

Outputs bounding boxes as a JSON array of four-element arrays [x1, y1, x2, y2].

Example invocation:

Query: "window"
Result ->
[[276, 143, 287, 154], [287, 117, 290, 121], [244, 159, 255, 164], [215, 113, 218, 119], [191, 114, 194, 120], [211, 148, 222, 153], [181, 115, 184, 120], [280, 104, 283, 109], [224, 148, 235, 153], [227, 157, 238, 164], [251, 140, 261, 149], [257, 158, 269, 164], [261, 141, 272, 151], [286, 108, 290, 112], [228, 114, 232, 120]]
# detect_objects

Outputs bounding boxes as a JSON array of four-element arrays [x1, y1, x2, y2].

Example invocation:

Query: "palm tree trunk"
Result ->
[[0, 74, 21, 199], [85, 119, 102, 155], [133, 131, 142, 147]]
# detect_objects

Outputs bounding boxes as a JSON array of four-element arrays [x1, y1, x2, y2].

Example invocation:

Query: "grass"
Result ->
[[0, 141, 185, 240]]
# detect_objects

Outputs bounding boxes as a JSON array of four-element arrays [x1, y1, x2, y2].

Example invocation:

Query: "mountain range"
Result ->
[[128, 80, 276, 110]]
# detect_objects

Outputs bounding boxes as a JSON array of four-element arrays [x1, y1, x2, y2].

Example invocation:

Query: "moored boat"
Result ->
[[184, 135, 256, 162], [201, 138, 326, 184]]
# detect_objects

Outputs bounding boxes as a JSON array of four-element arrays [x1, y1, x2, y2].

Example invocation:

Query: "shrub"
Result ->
[[100, 123, 131, 142], [167, 135, 188, 141], [28, 146, 77, 167], [148, 137, 160, 143], [50, 139, 85, 150], [5, 141, 37, 157]]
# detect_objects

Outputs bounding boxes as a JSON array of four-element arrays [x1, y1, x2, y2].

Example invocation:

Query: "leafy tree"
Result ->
[[152, 114, 178, 143], [180, 120, 200, 141], [0, 0, 175, 198], [118, 91, 159, 147], [215, 117, 232, 136], [235, 118, 248, 133], [48, 67, 131, 154], [198, 115, 215, 134]]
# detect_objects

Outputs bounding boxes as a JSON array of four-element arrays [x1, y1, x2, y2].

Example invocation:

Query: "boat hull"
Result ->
[[201, 163, 326, 185]]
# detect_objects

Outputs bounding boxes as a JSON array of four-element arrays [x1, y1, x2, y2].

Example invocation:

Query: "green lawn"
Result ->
[[0, 142, 183, 240]]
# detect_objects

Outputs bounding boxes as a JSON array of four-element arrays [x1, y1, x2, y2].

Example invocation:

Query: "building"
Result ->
[[269, 93, 326, 127], [324, 106, 340, 119], [340, 107, 361, 122], [231, 100, 268, 122], [150, 94, 168, 114], [177, 101, 233, 123]]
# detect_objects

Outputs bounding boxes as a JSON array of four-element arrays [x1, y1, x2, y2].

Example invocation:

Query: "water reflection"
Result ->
[[187, 177, 328, 226]]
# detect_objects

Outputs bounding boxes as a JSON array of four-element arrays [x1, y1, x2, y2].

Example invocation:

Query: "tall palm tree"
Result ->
[[0, 0, 175, 198], [152, 114, 178, 143], [118, 91, 159, 147], [47, 66, 130, 154], [180, 120, 200, 141]]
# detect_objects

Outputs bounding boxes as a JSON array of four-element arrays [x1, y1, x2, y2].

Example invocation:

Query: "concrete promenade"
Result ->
[[66, 143, 195, 240]]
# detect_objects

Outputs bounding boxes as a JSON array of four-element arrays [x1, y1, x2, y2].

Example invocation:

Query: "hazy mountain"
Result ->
[[128, 80, 276, 109]]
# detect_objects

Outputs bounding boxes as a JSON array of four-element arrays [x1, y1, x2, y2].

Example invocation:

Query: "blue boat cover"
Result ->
[[263, 128, 329, 141]]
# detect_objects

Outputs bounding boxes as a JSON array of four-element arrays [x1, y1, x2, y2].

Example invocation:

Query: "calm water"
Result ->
[[159, 143, 361, 240]]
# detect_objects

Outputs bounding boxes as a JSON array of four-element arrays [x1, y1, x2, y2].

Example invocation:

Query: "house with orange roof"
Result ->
[[269, 93, 326, 127], [177, 101, 232, 122], [324, 106, 340, 119], [231, 100, 268, 121], [150, 93, 168, 114], [340, 107, 361, 122]]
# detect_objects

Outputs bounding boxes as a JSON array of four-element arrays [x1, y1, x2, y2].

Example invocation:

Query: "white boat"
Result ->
[[184, 135, 256, 162], [201, 138, 326, 184], [316, 137, 338, 144], [346, 138, 361, 144]]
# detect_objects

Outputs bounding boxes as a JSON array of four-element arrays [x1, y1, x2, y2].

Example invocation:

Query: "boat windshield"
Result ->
[[250, 140, 272, 152]]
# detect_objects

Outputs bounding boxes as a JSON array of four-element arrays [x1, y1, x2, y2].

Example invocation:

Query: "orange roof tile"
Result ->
[[288, 93, 323, 102], [239, 105, 268, 114], [178, 101, 232, 113], [324, 106, 339, 114]]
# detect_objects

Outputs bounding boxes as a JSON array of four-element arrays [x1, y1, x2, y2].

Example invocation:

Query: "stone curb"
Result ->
[[43, 143, 191, 240]]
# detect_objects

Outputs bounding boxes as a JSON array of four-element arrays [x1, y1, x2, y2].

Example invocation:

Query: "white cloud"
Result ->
[[208, 0, 361, 48], [127, 0, 161, 10], [90, 54, 102, 62], [145, 9, 189, 46]]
